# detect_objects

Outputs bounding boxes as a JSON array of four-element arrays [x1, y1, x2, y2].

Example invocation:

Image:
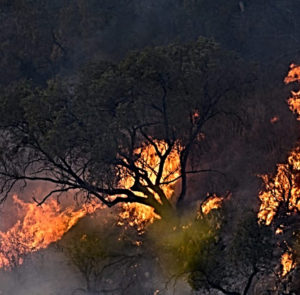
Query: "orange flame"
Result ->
[[257, 63, 300, 277], [281, 252, 295, 277], [0, 195, 102, 270], [284, 63, 300, 84], [284, 64, 300, 119], [118, 140, 181, 232], [288, 92, 300, 120], [258, 64, 300, 225], [258, 149, 300, 225], [201, 194, 224, 215]]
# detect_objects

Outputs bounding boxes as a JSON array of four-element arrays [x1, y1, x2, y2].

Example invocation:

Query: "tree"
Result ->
[[148, 208, 223, 294], [228, 212, 276, 295], [158, 209, 276, 295], [62, 223, 164, 295], [64, 233, 131, 294], [0, 38, 253, 219]]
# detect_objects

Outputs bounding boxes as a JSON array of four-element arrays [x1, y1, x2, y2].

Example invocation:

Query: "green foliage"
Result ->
[[66, 233, 108, 279], [61, 222, 156, 294], [1, 0, 300, 86], [148, 208, 276, 293], [0, 81, 31, 127], [0, 37, 255, 213], [147, 210, 223, 289]]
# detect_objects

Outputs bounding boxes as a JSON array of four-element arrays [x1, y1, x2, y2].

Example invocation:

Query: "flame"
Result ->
[[288, 92, 300, 120], [284, 64, 300, 119], [258, 64, 300, 225], [0, 195, 102, 270], [284, 63, 300, 84], [258, 149, 300, 225], [201, 194, 224, 215], [118, 140, 181, 232], [257, 63, 300, 277], [281, 252, 295, 277]]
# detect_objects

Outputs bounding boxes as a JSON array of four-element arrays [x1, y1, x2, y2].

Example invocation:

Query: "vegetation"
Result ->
[[0, 38, 255, 219], [1, 1, 300, 294]]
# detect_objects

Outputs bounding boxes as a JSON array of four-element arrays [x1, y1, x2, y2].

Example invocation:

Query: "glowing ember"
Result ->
[[0, 195, 102, 270], [281, 252, 295, 277], [118, 140, 181, 232], [201, 194, 224, 215], [270, 116, 279, 124]]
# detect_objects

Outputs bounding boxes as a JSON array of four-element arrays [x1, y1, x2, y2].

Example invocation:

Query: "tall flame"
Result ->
[[0, 195, 102, 270], [118, 140, 181, 232], [257, 63, 300, 277], [258, 64, 300, 225]]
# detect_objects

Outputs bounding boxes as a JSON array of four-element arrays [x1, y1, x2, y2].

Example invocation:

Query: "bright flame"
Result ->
[[118, 140, 181, 232], [258, 64, 300, 225], [258, 148, 300, 225], [284, 64, 300, 119], [201, 194, 224, 215], [284, 63, 300, 84], [257, 63, 300, 277], [0, 195, 102, 270], [281, 252, 295, 277]]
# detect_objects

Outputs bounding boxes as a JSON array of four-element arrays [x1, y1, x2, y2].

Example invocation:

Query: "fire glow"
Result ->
[[0, 195, 102, 270], [258, 65, 300, 226], [201, 194, 224, 215], [118, 140, 181, 232], [281, 252, 295, 277], [0, 140, 180, 268], [257, 64, 300, 277], [284, 64, 300, 120]]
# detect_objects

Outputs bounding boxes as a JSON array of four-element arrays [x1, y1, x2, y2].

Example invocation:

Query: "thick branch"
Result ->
[[242, 266, 258, 295]]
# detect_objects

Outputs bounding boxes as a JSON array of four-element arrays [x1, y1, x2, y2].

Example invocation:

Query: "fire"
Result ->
[[0, 195, 102, 270], [258, 148, 300, 225], [281, 252, 295, 277], [257, 63, 300, 277], [257, 169, 286, 226], [118, 140, 181, 232], [287, 92, 300, 120], [258, 63, 300, 225], [283, 63, 300, 84], [200, 194, 224, 215], [284, 64, 300, 119]]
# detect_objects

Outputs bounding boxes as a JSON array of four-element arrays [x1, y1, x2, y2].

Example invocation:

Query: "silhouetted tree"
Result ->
[[0, 38, 253, 218]]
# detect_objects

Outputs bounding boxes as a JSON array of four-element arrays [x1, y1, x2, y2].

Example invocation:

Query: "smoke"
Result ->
[[0, 207, 192, 295], [3, 0, 300, 86], [1, 1, 300, 294]]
